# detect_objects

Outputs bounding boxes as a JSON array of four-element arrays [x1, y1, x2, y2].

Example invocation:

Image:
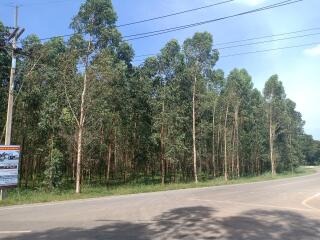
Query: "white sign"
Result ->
[[0, 146, 20, 188]]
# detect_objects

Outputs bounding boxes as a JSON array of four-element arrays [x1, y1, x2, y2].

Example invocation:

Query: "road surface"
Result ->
[[1, 169, 320, 239]]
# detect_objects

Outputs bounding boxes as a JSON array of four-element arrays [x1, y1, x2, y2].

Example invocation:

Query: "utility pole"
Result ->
[[5, 6, 19, 146], [1, 6, 22, 201]]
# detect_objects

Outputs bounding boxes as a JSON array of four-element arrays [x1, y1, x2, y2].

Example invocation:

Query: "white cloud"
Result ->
[[304, 44, 320, 57], [238, 0, 265, 5]]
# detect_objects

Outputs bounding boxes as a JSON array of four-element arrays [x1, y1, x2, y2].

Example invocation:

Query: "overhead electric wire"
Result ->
[[10, 28, 320, 63], [117, 0, 235, 28], [10, 0, 233, 41], [132, 41, 319, 63], [134, 28, 320, 59], [218, 32, 320, 50], [214, 27, 320, 46], [36, 33, 75, 42], [220, 41, 320, 58], [33, 26, 320, 56], [124, 0, 301, 38], [123, 0, 303, 41], [16, 0, 302, 44], [4, 0, 234, 23]]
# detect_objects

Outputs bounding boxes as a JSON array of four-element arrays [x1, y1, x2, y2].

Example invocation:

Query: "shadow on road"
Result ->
[[5, 206, 320, 240]]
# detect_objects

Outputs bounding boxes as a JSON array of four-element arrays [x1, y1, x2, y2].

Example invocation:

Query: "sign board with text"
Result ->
[[0, 145, 20, 188]]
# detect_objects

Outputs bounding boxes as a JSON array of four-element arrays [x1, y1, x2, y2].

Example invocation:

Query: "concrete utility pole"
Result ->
[[5, 6, 19, 146], [1, 6, 22, 201]]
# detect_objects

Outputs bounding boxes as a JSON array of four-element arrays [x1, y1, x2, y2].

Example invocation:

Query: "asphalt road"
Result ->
[[1, 169, 320, 240]]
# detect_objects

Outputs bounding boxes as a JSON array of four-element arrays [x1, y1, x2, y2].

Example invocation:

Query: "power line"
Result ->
[[123, 0, 303, 41], [16, 0, 302, 44], [133, 41, 319, 63], [220, 41, 319, 58], [214, 27, 320, 46], [218, 32, 320, 50], [134, 27, 320, 59], [124, 0, 301, 38], [36, 33, 75, 42], [125, 0, 303, 41], [17, 25, 316, 60], [4, 0, 233, 22], [117, 0, 235, 28]]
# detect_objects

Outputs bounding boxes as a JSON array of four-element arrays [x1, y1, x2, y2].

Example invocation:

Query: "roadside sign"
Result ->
[[0, 145, 20, 188]]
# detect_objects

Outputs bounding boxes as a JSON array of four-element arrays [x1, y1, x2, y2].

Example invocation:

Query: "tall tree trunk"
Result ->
[[269, 104, 276, 176], [99, 126, 104, 183], [19, 133, 25, 188], [32, 153, 36, 187], [224, 104, 229, 181], [24, 155, 29, 188], [217, 120, 221, 176], [75, 41, 91, 193], [106, 142, 112, 183], [199, 121, 202, 175], [231, 122, 235, 177], [124, 140, 128, 183], [212, 103, 216, 177], [114, 131, 117, 175], [75, 81, 86, 193], [160, 101, 165, 185], [235, 105, 240, 178], [289, 125, 293, 175], [192, 75, 198, 183]]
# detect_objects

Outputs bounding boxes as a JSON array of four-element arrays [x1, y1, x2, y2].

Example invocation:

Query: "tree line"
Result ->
[[0, 0, 319, 192]]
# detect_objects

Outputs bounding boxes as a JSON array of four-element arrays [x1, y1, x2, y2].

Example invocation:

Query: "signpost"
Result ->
[[0, 146, 20, 200]]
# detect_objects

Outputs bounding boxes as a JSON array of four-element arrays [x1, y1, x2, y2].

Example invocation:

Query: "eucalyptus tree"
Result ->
[[9, 35, 69, 187], [91, 48, 131, 183], [86, 40, 134, 184], [152, 40, 184, 183], [263, 75, 286, 175], [302, 135, 320, 165], [199, 69, 224, 177], [228, 69, 253, 177], [126, 65, 153, 181], [69, 0, 124, 193], [210, 70, 224, 177], [245, 88, 268, 175], [279, 98, 304, 172], [183, 32, 219, 183]]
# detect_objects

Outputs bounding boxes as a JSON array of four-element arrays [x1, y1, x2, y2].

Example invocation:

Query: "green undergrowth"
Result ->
[[0, 166, 317, 207]]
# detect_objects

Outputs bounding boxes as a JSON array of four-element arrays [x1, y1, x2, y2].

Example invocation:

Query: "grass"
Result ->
[[0, 166, 317, 207]]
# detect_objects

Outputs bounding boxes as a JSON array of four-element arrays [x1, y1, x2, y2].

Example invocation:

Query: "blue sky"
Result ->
[[0, 0, 319, 139]]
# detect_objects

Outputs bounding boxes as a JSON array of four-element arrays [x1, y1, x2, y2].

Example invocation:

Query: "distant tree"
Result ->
[[263, 75, 286, 175]]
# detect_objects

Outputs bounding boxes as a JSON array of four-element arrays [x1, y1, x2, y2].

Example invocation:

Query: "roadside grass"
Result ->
[[0, 166, 316, 207]]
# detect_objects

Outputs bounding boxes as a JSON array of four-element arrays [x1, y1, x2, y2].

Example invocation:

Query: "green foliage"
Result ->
[[43, 147, 64, 189], [0, 23, 10, 135], [70, 0, 121, 49], [301, 135, 320, 165]]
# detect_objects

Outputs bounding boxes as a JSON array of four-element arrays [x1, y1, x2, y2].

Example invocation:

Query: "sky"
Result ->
[[0, 0, 319, 139]]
